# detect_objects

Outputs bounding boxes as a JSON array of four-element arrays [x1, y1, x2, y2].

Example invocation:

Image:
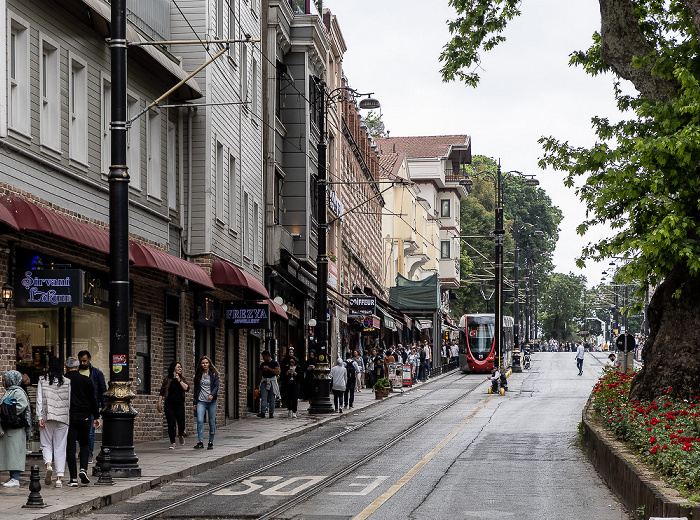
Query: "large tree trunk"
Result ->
[[630, 267, 700, 402]]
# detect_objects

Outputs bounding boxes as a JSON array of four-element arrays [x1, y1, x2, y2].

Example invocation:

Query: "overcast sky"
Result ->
[[324, 0, 622, 287]]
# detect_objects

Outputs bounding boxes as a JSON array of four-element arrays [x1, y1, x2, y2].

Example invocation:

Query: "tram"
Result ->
[[458, 314, 514, 373]]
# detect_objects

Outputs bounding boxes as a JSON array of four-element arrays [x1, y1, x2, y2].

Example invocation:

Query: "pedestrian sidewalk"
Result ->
[[4, 373, 454, 519]]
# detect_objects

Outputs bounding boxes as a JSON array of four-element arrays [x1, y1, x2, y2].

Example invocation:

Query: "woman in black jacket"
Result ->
[[157, 361, 189, 449], [192, 356, 220, 450], [281, 357, 300, 418]]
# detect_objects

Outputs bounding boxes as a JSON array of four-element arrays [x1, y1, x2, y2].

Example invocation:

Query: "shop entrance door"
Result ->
[[246, 336, 260, 413]]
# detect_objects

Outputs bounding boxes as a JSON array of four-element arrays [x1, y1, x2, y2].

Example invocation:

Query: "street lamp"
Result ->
[[463, 164, 538, 370], [308, 80, 379, 414]]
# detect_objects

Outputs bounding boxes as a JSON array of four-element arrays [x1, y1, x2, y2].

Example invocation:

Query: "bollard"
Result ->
[[95, 447, 114, 486], [22, 465, 47, 508]]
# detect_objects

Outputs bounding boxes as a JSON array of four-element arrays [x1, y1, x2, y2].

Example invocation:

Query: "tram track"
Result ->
[[126, 371, 485, 520]]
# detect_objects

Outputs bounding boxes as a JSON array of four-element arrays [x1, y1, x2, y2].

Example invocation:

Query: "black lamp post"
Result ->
[[98, 0, 140, 477], [308, 80, 379, 414]]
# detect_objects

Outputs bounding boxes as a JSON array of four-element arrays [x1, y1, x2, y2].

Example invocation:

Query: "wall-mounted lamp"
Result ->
[[1, 282, 12, 308], [308, 318, 317, 327], [290, 233, 302, 239], [273, 296, 284, 306]]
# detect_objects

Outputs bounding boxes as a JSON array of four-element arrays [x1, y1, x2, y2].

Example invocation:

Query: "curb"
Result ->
[[30, 368, 458, 520], [581, 398, 700, 519]]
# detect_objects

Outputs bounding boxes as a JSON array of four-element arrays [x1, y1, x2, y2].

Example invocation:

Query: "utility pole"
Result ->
[[98, 0, 140, 477]]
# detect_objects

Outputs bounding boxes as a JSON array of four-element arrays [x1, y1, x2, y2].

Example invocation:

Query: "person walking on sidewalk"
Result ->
[[575, 343, 585, 376], [193, 356, 220, 450], [302, 350, 317, 400], [77, 350, 107, 464], [64, 357, 100, 487], [281, 357, 299, 418], [257, 351, 280, 419], [343, 354, 359, 409], [330, 358, 347, 413], [158, 361, 189, 449], [353, 350, 365, 392], [36, 356, 71, 488], [0, 370, 31, 487]]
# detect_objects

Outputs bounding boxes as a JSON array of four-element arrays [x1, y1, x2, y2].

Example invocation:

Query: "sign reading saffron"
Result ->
[[15, 269, 84, 308], [224, 302, 271, 330]]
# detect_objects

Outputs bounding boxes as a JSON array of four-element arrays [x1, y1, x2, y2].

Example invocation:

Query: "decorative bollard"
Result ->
[[95, 447, 114, 486], [22, 465, 47, 509]]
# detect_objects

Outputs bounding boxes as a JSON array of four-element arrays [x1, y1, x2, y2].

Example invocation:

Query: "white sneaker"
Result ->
[[2, 478, 19, 487], [292, 413, 297, 418]]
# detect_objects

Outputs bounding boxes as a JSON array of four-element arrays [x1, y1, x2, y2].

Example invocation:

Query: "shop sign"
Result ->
[[382, 314, 396, 331], [328, 189, 344, 220], [349, 295, 376, 317], [362, 315, 380, 331], [328, 260, 338, 289], [336, 305, 348, 324], [225, 302, 271, 330], [15, 269, 84, 308]]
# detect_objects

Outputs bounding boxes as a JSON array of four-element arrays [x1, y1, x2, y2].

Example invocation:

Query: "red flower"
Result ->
[[650, 436, 657, 443]]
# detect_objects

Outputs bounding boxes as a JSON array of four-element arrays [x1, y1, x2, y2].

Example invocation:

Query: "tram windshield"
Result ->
[[467, 323, 495, 355]]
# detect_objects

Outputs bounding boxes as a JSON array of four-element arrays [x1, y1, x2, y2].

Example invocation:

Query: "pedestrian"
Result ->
[[64, 357, 101, 486], [36, 356, 70, 487], [372, 349, 384, 382], [366, 348, 377, 389], [0, 370, 31, 487], [329, 358, 347, 413], [344, 354, 359, 409], [607, 353, 618, 367], [302, 349, 317, 400], [257, 351, 280, 419], [353, 350, 365, 392], [279, 347, 298, 406], [193, 356, 220, 449], [157, 361, 189, 449], [77, 350, 107, 464], [441, 340, 448, 366], [575, 342, 585, 376], [418, 346, 427, 381], [450, 340, 459, 366], [383, 349, 395, 377], [281, 357, 299, 418]]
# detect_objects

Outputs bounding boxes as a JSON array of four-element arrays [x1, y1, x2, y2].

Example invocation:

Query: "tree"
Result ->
[[538, 273, 587, 341], [441, 0, 700, 401], [363, 110, 386, 139]]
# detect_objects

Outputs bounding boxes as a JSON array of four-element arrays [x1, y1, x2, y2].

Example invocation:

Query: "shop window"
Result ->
[[136, 313, 151, 394], [72, 306, 110, 377]]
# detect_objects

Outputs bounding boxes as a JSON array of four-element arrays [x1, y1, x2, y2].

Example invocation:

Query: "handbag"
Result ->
[[0, 399, 28, 429]]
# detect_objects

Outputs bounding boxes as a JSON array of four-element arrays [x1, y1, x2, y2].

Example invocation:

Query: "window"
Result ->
[[167, 121, 176, 210], [135, 313, 151, 394], [251, 58, 258, 115], [216, 140, 224, 221], [441, 240, 451, 260], [216, 0, 224, 38], [229, 154, 237, 230], [8, 15, 30, 136], [228, 0, 237, 62], [440, 199, 450, 218], [243, 191, 250, 258], [253, 200, 259, 265], [39, 35, 60, 150], [127, 95, 141, 189], [274, 167, 284, 224], [309, 76, 320, 128], [69, 54, 88, 165], [241, 44, 248, 105], [147, 109, 162, 199], [100, 74, 111, 175]]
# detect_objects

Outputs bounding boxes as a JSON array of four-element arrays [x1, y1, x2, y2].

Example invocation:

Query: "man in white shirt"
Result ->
[[575, 343, 585, 376]]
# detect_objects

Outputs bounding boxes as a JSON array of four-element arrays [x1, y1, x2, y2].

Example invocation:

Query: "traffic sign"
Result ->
[[615, 333, 635, 353]]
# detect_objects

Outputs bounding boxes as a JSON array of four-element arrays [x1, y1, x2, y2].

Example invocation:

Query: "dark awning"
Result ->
[[1, 197, 111, 255], [211, 259, 269, 299], [130, 242, 214, 290], [0, 203, 18, 230]]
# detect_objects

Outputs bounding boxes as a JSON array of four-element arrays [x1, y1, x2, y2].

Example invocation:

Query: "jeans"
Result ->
[[67, 414, 91, 480], [344, 379, 356, 407], [9, 470, 20, 480], [196, 400, 217, 443], [88, 416, 96, 456], [260, 384, 276, 416], [332, 390, 344, 411], [577, 358, 584, 373]]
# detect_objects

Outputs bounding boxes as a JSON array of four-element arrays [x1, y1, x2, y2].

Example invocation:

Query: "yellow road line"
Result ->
[[352, 396, 493, 520]]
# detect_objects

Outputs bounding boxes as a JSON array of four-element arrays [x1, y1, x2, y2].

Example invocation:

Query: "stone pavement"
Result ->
[[2, 372, 456, 520]]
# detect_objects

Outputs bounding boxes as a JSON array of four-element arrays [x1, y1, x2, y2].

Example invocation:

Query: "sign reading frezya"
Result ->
[[225, 302, 271, 330]]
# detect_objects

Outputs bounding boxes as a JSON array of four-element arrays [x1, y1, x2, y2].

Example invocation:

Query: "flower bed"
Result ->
[[591, 367, 700, 494]]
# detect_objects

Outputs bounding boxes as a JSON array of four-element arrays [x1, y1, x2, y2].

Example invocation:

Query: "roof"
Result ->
[[376, 135, 470, 160], [378, 152, 405, 180]]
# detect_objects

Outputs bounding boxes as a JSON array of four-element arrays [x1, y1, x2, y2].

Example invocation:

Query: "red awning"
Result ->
[[0, 202, 18, 230], [130, 242, 215, 290], [211, 259, 269, 299], [1, 197, 111, 254], [266, 299, 288, 320]]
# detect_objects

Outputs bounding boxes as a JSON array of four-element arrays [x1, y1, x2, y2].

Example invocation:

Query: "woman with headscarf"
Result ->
[[302, 350, 317, 400], [0, 370, 31, 487], [36, 356, 71, 487]]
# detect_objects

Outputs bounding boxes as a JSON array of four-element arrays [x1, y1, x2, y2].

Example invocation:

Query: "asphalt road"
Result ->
[[73, 352, 631, 520]]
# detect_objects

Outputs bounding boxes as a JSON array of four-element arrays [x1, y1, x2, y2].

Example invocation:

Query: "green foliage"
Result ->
[[592, 369, 700, 492], [363, 110, 386, 139], [538, 272, 586, 341], [440, 0, 522, 86]]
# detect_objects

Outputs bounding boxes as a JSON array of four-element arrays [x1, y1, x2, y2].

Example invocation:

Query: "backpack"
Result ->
[[345, 360, 356, 381], [1, 399, 28, 429]]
